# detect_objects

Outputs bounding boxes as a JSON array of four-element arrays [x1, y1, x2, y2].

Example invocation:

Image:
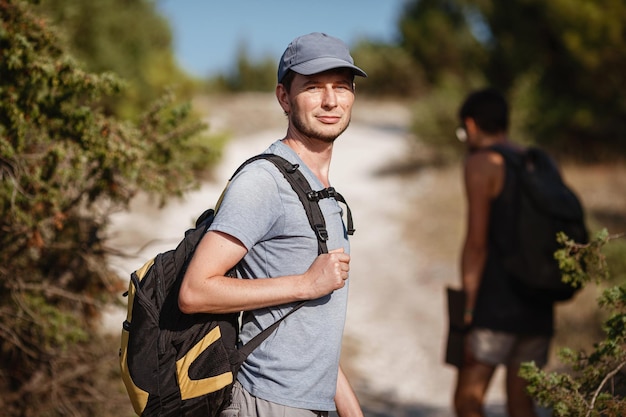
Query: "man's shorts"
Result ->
[[468, 327, 550, 368], [220, 381, 329, 417]]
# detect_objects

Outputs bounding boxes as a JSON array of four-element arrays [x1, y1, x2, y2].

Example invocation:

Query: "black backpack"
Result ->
[[119, 154, 354, 417], [490, 145, 588, 303]]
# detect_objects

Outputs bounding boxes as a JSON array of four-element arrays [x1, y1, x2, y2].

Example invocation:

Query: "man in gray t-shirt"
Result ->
[[179, 32, 366, 417]]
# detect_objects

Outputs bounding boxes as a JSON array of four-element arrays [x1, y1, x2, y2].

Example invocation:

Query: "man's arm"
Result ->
[[334, 365, 363, 417], [178, 230, 350, 314], [461, 151, 504, 324]]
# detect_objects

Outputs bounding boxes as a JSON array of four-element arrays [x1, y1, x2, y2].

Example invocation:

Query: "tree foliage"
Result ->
[[351, 41, 426, 97], [479, 0, 626, 159], [398, 0, 486, 86], [521, 230, 626, 416], [38, 0, 199, 118], [400, 0, 626, 160], [214, 44, 276, 92], [0, 1, 208, 414]]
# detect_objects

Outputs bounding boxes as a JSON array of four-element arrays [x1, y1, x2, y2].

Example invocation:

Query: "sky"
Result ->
[[156, 0, 407, 78]]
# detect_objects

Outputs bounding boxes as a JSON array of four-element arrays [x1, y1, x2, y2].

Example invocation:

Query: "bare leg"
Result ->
[[454, 361, 496, 417], [506, 363, 538, 417]]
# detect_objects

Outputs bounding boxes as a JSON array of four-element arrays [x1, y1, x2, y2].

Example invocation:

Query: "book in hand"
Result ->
[[445, 287, 467, 368]]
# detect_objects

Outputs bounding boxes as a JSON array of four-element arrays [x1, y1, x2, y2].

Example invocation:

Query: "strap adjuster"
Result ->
[[307, 187, 336, 201], [314, 224, 328, 241]]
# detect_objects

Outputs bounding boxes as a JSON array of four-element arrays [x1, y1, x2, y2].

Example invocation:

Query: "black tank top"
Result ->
[[471, 149, 554, 335]]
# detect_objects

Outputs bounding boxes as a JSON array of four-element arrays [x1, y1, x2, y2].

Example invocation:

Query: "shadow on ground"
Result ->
[[330, 400, 508, 417], [331, 394, 553, 417]]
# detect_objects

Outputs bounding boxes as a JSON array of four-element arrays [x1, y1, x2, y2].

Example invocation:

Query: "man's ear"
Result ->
[[464, 117, 478, 136], [276, 84, 290, 114]]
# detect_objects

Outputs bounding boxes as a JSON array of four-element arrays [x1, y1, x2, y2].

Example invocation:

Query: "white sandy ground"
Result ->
[[103, 95, 512, 417]]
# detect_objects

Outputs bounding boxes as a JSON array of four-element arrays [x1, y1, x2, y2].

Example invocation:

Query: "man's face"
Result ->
[[282, 69, 355, 143]]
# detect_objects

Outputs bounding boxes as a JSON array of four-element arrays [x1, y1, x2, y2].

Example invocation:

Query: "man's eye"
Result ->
[[335, 85, 352, 92]]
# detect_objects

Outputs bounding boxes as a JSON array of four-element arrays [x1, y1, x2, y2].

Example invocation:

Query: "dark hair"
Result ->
[[280, 70, 296, 93], [459, 88, 509, 134]]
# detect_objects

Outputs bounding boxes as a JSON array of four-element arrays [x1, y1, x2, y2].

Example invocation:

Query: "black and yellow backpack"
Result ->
[[119, 154, 354, 416]]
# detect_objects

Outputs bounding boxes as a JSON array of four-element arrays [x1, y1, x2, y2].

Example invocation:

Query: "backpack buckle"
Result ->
[[314, 224, 328, 241], [307, 187, 336, 201], [307, 190, 320, 201]]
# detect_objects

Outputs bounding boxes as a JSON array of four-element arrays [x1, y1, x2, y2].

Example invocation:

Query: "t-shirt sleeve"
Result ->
[[208, 164, 283, 250]]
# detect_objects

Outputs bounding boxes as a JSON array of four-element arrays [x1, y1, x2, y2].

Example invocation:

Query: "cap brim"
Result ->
[[290, 57, 367, 78]]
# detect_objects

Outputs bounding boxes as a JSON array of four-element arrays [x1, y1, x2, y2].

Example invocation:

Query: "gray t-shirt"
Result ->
[[208, 141, 350, 411]]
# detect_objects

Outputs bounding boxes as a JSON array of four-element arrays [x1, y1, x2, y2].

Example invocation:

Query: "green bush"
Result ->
[[522, 230, 626, 416], [0, 2, 213, 415]]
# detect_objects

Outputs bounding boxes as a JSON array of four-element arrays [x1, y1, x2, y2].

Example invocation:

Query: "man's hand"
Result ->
[[301, 248, 350, 299]]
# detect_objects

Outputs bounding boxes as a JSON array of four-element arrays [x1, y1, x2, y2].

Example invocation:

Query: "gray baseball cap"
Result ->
[[277, 32, 367, 82]]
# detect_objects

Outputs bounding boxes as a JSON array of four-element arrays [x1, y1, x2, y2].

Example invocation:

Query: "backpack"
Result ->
[[490, 145, 588, 303], [119, 153, 354, 417]]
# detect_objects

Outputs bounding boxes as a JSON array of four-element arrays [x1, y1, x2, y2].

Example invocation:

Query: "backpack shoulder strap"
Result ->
[[220, 153, 356, 358], [524, 147, 562, 179], [261, 153, 356, 239], [237, 296, 306, 357], [256, 154, 329, 255], [219, 153, 356, 253], [488, 145, 565, 184], [485, 144, 525, 171]]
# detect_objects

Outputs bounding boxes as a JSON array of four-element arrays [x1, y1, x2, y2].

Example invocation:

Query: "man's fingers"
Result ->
[[329, 248, 350, 265]]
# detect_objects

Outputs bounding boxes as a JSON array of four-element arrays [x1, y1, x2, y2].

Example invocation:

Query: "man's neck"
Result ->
[[281, 136, 333, 187], [477, 132, 508, 148]]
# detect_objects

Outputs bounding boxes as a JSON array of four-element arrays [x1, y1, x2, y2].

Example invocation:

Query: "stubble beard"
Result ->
[[290, 111, 351, 144]]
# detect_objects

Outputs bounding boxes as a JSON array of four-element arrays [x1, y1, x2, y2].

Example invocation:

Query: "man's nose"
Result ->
[[321, 86, 337, 109]]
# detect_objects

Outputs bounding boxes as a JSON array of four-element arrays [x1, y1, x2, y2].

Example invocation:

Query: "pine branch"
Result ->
[[586, 360, 626, 417]]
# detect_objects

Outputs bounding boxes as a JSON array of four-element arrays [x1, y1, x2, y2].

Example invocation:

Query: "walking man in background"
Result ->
[[453, 88, 553, 417], [179, 32, 366, 417]]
